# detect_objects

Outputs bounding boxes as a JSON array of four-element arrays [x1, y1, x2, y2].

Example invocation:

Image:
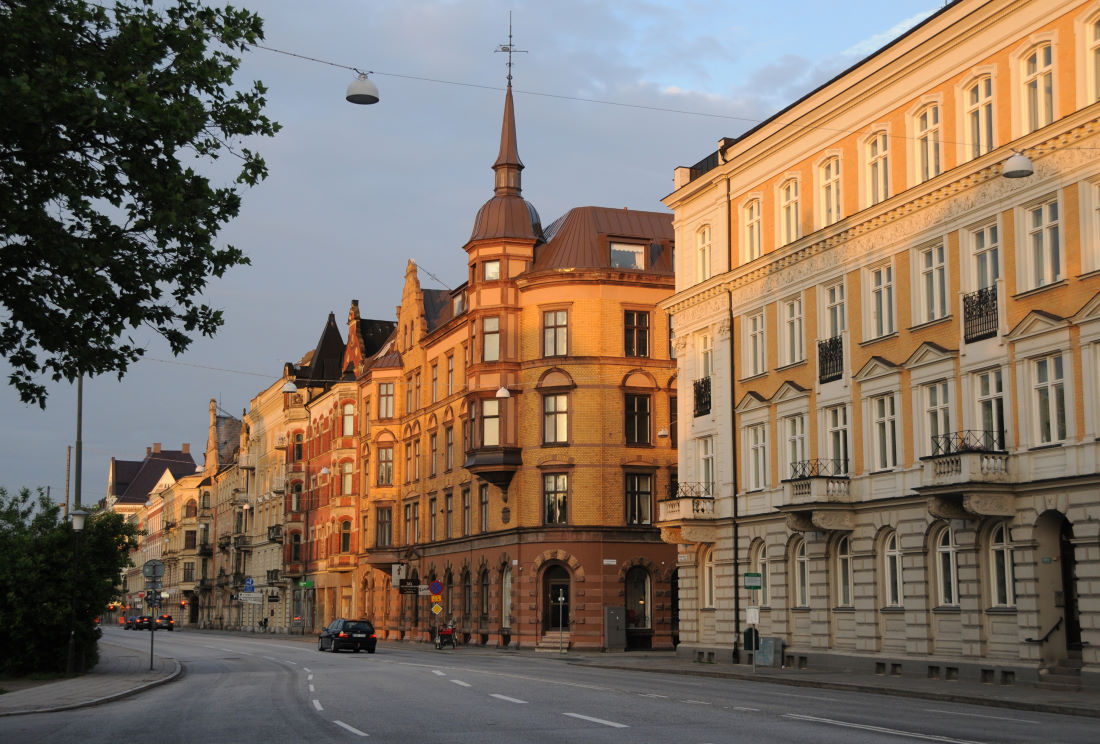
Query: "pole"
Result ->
[[74, 375, 83, 509], [66, 529, 78, 675], [557, 589, 564, 654], [149, 602, 156, 671]]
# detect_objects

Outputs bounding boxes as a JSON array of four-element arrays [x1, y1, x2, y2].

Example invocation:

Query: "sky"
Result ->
[[0, 0, 942, 506]]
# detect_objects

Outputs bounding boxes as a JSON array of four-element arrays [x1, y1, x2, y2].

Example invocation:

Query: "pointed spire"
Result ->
[[492, 84, 524, 195]]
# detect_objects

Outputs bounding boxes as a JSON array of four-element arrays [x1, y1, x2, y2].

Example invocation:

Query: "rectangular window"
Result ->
[[824, 280, 846, 337], [483, 317, 500, 362], [625, 393, 651, 445], [404, 503, 414, 545], [184, 530, 197, 550], [481, 399, 500, 447], [1034, 355, 1066, 444], [405, 379, 413, 416], [784, 414, 806, 479], [479, 483, 489, 532], [445, 426, 454, 470], [412, 439, 421, 481], [462, 488, 471, 536], [780, 179, 800, 245], [446, 356, 454, 395], [915, 105, 941, 182], [781, 296, 804, 365], [377, 446, 393, 486], [967, 76, 994, 159], [696, 226, 712, 282], [624, 311, 650, 357], [544, 474, 568, 524], [825, 405, 849, 474], [429, 433, 438, 477], [543, 393, 568, 444], [431, 364, 438, 402], [977, 369, 1006, 449], [919, 244, 947, 322], [444, 492, 453, 538], [404, 442, 411, 484], [746, 310, 766, 377], [747, 423, 767, 491], [543, 310, 567, 356], [625, 473, 652, 525], [183, 562, 195, 582], [484, 259, 500, 280], [870, 264, 895, 338], [924, 381, 951, 456], [820, 158, 841, 227], [378, 382, 394, 418], [743, 199, 762, 261], [610, 242, 645, 269], [375, 507, 392, 548], [1024, 44, 1054, 133], [1027, 198, 1061, 289], [699, 436, 715, 495], [972, 223, 1000, 289], [872, 394, 898, 470], [429, 496, 437, 541], [867, 131, 889, 205]]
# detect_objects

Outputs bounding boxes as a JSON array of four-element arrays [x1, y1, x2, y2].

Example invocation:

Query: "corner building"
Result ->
[[660, 0, 1100, 689], [348, 80, 679, 650]]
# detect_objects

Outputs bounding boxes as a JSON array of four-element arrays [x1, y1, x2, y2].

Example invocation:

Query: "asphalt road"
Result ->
[[1, 628, 1094, 743]]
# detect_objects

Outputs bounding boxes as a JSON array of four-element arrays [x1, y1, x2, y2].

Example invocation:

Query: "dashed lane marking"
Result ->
[[312, 700, 323, 711], [489, 694, 528, 704], [732, 707, 760, 712], [783, 714, 990, 743], [432, 670, 446, 676], [309, 684, 315, 692], [640, 693, 668, 698], [451, 680, 472, 687], [923, 709, 1039, 724], [682, 699, 711, 705], [333, 720, 368, 737], [563, 713, 628, 729]]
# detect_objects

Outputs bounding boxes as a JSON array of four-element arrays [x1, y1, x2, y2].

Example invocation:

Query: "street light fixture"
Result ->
[[66, 508, 90, 675], [346, 72, 380, 105]]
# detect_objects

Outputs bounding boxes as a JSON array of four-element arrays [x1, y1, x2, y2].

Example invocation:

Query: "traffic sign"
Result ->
[[431, 603, 443, 615], [429, 580, 443, 594], [244, 576, 255, 592], [430, 593, 442, 603], [142, 559, 165, 578], [744, 572, 762, 590]]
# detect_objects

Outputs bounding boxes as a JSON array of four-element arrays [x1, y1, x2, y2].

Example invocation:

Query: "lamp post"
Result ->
[[557, 588, 566, 654], [66, 508, 89, 675]]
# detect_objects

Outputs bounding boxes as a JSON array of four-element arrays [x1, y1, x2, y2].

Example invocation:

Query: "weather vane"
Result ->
[[494, 11, 527, 84]]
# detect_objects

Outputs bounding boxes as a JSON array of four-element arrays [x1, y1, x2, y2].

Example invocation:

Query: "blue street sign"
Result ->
[[244, 576, 255, 592]]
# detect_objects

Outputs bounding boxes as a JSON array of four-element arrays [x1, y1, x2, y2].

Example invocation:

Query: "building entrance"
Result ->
[[542, 565, 570, 632]]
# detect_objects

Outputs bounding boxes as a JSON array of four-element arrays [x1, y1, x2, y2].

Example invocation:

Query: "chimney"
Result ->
[[146, 447, 151, 457], [182, 443, 190, 454], [153, 442, 162, 453]]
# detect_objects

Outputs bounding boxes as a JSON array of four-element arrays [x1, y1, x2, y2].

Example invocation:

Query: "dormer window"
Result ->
[[453, 294, 465, 315], [484, 260, 501, 281], [610, 242, 645, 270]]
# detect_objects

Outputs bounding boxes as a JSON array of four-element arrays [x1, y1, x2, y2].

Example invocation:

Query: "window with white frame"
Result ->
[[990, 522, 1015, 607], [793, 538, 809, 607], [824, 280, 846, 338], [915, 104, 941, 182], [972, 223, 1000, 290], [918, 243, 948, 322], [484, 259, 501, 281], [482, 399, 500, 447], [341, 462, 353, 495], [835, 536, 853, 607], [378, 382, 394, 418], [819, 157, 841, 227], [482, 317, 500, 362], [697, 225, 712, 282], [752, 542, 770, 606], [543, 310, 567, 357], [1024, 197, 1061, 290], [342, 403, 354, 436], [1023, 43, 1054, 133], [780, 295, 804, 365], [872, 393, 898, 470], [884, 530, 903, 606], [747, 423, 767, 491], [825, 404, 849, 474], [866, 131, 889, 205], [784, 413, 807, 479], [699, 436, 715, 496], [936, 526, 959, 606], [746, 310, 766, 377], [924, 381, 951, 456], [976, 368, 1006, 450], [1089, 182, 1100, 275], [965, 76, 994, 159], [543, 393, 568, 444], [702, 547, 715, 608], [743, 199, 762, 261], [779, 179, 800, 245], [699, 333, 713, 379], [1091, 19, 1100, 102], [869, 263, 895, 339], [1034, 355, 1066, 444], [543, 473, 568, 524]]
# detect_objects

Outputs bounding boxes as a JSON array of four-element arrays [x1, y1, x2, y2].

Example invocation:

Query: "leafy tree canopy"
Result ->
[[0, 488, 140, 675], [0, 0, 280, 407]]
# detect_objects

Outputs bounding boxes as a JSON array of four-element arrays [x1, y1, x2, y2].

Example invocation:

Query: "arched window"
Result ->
[[184, 500, 197, 518], [291, 482, 303, 512], [340, 520, 351, 553], [793, 538, 809, 607], [835, 536, 852, 607], [914, 104, 941, 182], [342, 403, 354, 436], [462, 570, 472, 619], [1023, 43, 1054, 133], [501, 566, 513, 628], [696, 225, 712, 282], [990, 523, 1015, 606], [1090, 19, 1100, 103], [479, 569, 490, 619], [936, 526, 959, 606], [866, 131, 889, 205], [884, 530, 903, 607], [702, 546, 715, 608], [819, 157, 841, 227], [752, 542, 770, 606], [779, 179, 800, 245], [625, 566, 651, 628], [742, 199, 762, 262]]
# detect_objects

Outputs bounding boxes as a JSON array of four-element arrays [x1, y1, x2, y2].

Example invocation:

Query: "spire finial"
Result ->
[[495, 11, 526, 86]]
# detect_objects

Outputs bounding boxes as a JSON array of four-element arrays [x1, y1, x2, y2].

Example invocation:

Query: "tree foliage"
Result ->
[[0, 488, 140, 675], [0, 0, 280, 406]]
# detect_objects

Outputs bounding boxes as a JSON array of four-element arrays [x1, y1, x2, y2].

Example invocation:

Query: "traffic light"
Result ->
[[179, 601, 187, 608]]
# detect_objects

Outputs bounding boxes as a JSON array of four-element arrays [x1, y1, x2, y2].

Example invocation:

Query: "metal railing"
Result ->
[[693, 376, 711, 417], [788, 458, 848, 479], [817, 334, 843, 383], [963, 286, 997, 343], [930, 430, 1004, 456]]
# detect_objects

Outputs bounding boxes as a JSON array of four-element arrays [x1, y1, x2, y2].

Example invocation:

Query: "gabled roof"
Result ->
[[116, 447, 197, 505], [533, 206, 673, 274]]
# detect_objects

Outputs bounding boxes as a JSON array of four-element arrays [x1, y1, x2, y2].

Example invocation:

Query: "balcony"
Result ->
[[217, 535, 231, 551], [657, 482, 717, 545], [783, 459, 850, 504], [922, 431, 1011, 488], [238, 453, 256, 470], [817, 335, 843, 383], [231, 572, 245, 589], [266, 569, 285, 585], [463, 446, 522, 492], [327, 554, 356, 572], [267, 525, 283, 543], [197, 578, 213, 591], [963, 286, 997, 343], [164, 519, 177, 531], [693, 377, 711, 417], [234, 535, 252, 551], [216, 572, 229, 587], [197, 542, 213, 557]]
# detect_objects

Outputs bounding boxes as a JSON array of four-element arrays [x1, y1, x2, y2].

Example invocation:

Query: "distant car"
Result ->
[[155, 614, 174, 631], [318, 619, 377, 653], [124, 616, 138, 629], [135, 615, 154, 630]]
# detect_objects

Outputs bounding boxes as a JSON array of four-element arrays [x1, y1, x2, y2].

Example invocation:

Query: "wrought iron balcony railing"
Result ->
[[693, 376, 711, 417], [963, 286, 997, 343], [817, 334, 843, 383], [787, 458, 848, 479], [930, 430, 1004, 456]]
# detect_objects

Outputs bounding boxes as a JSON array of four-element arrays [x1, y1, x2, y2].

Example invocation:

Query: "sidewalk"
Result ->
[[1, 630, 1096, 719], [0, 642, 180, 717]]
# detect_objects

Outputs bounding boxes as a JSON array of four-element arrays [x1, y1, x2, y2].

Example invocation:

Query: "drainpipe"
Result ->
[[728, 288, 741, 664]]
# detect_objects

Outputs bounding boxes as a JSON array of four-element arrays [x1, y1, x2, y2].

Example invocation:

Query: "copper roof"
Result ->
[[533, 206, 674, 274]]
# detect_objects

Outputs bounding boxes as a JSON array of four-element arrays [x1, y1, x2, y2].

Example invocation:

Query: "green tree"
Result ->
[[0, 0, 280, 407], [0, 488, 140, 675]]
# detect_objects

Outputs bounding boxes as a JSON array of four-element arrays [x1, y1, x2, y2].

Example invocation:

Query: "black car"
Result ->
[[155, 614, 174, 631], [124, 616, 138, 629], [318, 619, 377, 653], [135, 615, 154, 630]]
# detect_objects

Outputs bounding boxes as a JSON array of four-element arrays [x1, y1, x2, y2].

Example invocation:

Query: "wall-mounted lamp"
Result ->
[[1002, 151, 1034, 178], [657, 428, 670, 438], [495, 386, 511, 398]]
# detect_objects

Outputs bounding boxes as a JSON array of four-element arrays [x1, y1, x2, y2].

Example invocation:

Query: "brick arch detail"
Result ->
[[531, 549, 586, 582]]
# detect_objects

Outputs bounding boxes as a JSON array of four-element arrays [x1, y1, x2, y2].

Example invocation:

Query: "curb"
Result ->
[[0, 658, 182, 717]]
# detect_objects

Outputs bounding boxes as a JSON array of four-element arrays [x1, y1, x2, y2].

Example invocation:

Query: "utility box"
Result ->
[[604, 606, 626, 650], [757, 637, 784, 667]]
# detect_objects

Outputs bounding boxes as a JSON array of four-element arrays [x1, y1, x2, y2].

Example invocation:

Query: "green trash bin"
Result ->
[[743, 627, 760, 651]]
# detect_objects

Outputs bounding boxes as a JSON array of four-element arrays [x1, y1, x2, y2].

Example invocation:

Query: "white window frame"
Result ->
[[779, 178, 800, 246], [484, 259, 501, 281], [702, 547, 715, 608], [818, 155, 842, 228], [866, 262, 896, 340], [975, 367, 1007, 450], [793, 538, 809, 607], [699, 333, 713, 379], [914, 104, 941, 183], [822, 279, 846, 339], [745, 309, 766, 377], [964, 74, 994, 160], [835, 536, 853, 607], [923, 381, 952, 456], [1033, 354, 1067, 445], [989, 522, 1015, 607], [936, 526, 959, 606], [1022, 42, 1054, 133], [865, 130, 889, 206], [783, 414, 806, 480], [871, 393, 898, 471], [823, 404, 849, 475], [746, 423, 768, 492], [743, 198, 762, 262], [699, 436, 715, 496], [916, 242, 948, 323], [969, 221, 1001, 292], [884, 530, 903, 607], [1020, 196, 1062, 290], [779, 295, 804, 366], [1080, 180, 1100, 275], [696, 225, 712, 282]]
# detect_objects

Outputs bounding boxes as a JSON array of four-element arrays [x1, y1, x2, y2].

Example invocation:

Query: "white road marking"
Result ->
[[766, 690, 840, 702], [286, 661, 298, 666], [489, 694, 528, 704], [451, 679, 472, 687], [309, 684, 315, 692], [219, 647, 236, 652], [263, 655, 275, 660], [308, 674, 314, 681], [640, 693, 668, 698], [924, 708, 1039, 724], [783, 714, 989, 743], [312, 699, 323, 711], [432, 670, 446, 676], [303, 667, 311, 673], [563, 713, 629, 729], [732, 707, 760, 712], [333, 720, 369, 737], [682, 699, 711, 705]]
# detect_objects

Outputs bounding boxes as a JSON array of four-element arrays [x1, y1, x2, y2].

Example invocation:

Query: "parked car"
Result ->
[[124, 616, 138, 629], [135, 615, 153, 630], [155, 614, 174, 631], [318, 619, 377, 653]]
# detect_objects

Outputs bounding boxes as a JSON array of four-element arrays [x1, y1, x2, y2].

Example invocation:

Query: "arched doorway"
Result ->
[[1034, 511, 1081, 666], [542, 565, 570, 632], [625, 566, 652, 650]]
